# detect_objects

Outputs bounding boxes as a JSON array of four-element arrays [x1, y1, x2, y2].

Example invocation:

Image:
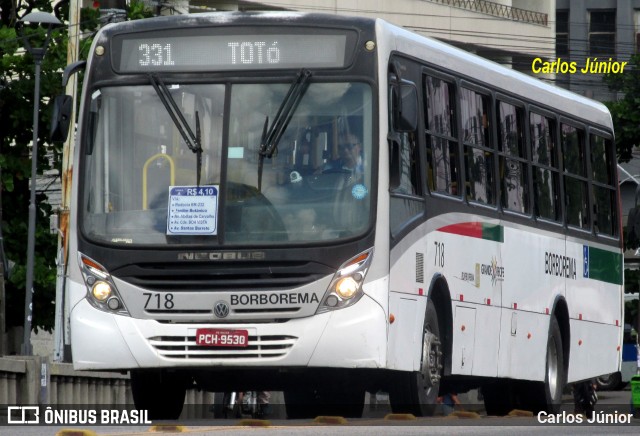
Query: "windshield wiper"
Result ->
[[258, 69, 312, 190], [148, 74, 203, 186]]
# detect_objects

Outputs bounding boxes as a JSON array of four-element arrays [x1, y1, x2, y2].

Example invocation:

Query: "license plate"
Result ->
[[195, 328, 249, 347]]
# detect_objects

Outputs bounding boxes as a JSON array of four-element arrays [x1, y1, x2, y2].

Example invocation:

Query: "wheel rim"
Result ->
[[547, 336, 559, 400], [420, 328, 442, 397]]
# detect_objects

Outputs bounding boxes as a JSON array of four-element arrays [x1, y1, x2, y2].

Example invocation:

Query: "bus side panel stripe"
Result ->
[[437, 222, 504, 243], [583, 245, 623, 285]]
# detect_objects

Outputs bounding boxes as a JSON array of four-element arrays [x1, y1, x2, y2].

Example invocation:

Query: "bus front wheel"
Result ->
[[130, 370, 187, 420], [389, 301, 443, 416]]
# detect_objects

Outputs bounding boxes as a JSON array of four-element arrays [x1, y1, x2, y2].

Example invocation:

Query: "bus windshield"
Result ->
[[81, 81, 373, 246]]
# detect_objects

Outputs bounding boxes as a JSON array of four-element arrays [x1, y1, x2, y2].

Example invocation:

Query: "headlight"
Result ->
[[79, 253, 129, 315], [92, 281, 112, 301], [317, 248, 373, 313], [335, 277, 359, 299]]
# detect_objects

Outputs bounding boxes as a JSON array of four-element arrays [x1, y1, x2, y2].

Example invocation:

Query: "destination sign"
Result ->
[[113, 29, 353, 72]]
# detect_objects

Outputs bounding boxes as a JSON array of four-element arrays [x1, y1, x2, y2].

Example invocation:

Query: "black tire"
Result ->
[[528, 316, 566, 413], [130, 370, 187, 420], [596, 372, 624, 391], [388, 301, 442, 416]]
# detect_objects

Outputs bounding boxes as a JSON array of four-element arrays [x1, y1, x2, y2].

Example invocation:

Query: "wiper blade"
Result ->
[[148, 74, 203, 186], [257, 69, 312, 191], [260, 69, 312, 159]]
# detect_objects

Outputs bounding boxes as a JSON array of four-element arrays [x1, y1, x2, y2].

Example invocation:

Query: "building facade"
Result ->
[[129, 0, 557, 75], [556, 0, 640, 100]]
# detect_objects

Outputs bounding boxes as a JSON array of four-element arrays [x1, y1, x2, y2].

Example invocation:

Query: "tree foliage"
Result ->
[[0, 0, 152, 334]]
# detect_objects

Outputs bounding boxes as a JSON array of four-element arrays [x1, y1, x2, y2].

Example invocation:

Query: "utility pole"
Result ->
[[19, 12, 63, 356], [53, 0, 81, 362]]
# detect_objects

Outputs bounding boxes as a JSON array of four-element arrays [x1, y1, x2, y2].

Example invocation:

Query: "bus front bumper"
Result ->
[[70, 294, 387, 371]]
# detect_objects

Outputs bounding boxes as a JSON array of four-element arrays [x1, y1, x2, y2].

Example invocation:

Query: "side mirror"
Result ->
[[392, 82, 418, 133], [49, 95, 73, 143], [49, 60, 87, 143]]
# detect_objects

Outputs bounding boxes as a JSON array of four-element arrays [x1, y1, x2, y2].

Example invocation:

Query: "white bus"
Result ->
[[53, 12, 624, 419]]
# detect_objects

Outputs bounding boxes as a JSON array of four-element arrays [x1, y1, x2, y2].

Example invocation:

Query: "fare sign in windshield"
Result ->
[[167, 186, 218, 236]]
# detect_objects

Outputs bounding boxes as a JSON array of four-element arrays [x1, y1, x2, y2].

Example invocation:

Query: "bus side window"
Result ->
[[389, 130, 421, 196], [590, 134, 616, 236], [424, 74, 459, 196], [561, 124, 589, 229], [497, 100, 528, 214], [530, 112, 560, 222], [389, 75, 421, 196], [461, 88, 494, 205]]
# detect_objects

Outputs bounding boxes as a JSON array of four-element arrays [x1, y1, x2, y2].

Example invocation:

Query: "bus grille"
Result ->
[[113, 261, 333, 292], [148, 335, 297, 359]]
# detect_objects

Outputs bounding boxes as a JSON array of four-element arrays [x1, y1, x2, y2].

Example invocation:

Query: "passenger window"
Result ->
[[389, 73, 422, 197], [591, 134, 617, 236], [591, 134, 614, 184], [461, 88, 494, 205], [530, 112, 560, 221], [562, 124, 589, 229], [394, 131, 422, 196], [497, 101, 528, 214], [424, 74, 459, 196]]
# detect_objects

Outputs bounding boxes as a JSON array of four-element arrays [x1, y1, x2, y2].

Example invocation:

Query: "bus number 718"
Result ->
[[143, 292, 175, 310]]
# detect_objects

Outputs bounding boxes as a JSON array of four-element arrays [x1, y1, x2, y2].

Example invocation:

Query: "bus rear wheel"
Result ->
[[389, 301, 442, 416], [130, 370, 187, 420], [527, 316, 565, 413]]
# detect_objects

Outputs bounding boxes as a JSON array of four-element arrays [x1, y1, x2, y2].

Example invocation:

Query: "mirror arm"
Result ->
[[62, 60, 87, 87]]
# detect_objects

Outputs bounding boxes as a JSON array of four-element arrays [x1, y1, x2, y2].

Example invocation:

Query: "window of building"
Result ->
[[589, 10, 616, 56], [530, 112, 560, 221], [562, 124, 589, 229], [461, 87, 494, 205], [424, 74, 459, 196], [556, 10, 569, 56]]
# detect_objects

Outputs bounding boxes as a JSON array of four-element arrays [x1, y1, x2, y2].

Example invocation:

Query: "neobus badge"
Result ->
[[177, 251, 266, 261]]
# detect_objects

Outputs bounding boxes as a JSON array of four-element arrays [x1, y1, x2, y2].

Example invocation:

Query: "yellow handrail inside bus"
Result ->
[[142, 153, 176, 210]]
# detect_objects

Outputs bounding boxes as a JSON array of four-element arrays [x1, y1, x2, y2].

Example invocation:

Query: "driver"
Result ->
[[324, 133, 363, 176]]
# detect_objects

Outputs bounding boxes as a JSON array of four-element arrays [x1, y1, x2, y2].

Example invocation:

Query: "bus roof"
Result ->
[[98, 11, 612, 130], [376, 18, 613, 129]]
